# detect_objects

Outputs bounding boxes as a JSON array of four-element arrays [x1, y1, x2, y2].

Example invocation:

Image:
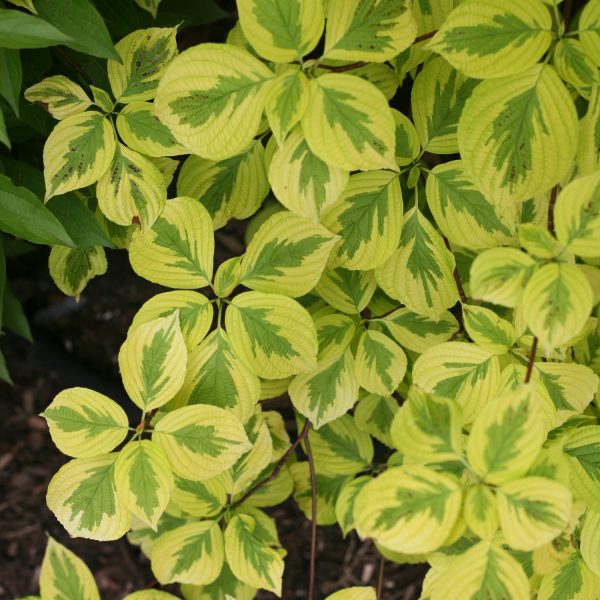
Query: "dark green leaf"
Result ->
[[0, 49, 22, 116], [2, 285, 32, 342], [0, 9, 73, 49]]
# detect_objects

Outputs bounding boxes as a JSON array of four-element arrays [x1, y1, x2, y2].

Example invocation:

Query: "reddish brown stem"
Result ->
[[414, 30, 437, 44], [376, 555, 385, 599], [548, 186, 558, 234], [443, 236, 468, 304], [317, 61, 367, 72], [305, 423, 317, 600], [524, 337, 538, 383]]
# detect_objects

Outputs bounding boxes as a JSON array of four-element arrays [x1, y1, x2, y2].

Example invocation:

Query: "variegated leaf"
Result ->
[[25, 75, 91, 120], [48, 245, 107, 300]]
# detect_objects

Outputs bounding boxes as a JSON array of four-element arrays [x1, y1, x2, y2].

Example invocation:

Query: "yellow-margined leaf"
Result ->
[[43, 112, 116, 199], [225, 291, 318, 380], [96, 143, 166, 227], [563, 426, 600, 511], [375, 208, 458, 319], [129, 291, 213, 351], [580, 509, 600, 578], [118, 312, 187, 411], [24, 75, 91, 120], [537, 551, 598, 600], [325, 588, 376, 600], [179, 563, 256, 600], [302, 74, 397, 171], [268, 127, 349, 223], [426, 161, 517, 250], [116, 101, 187, 157], [153, 405, 251, 481], [150, 520, 224, 585], [391, 387, 463, 464], [224, 513, 285, 596], [412, 342, 501, 424], [463, 484, 499, 540], [496, 476, 572, 551], [335, 476, 371, 537], [517, 223, 564, 259], [470, 247, 537, 307], [170, 474, 227, 518], [355, 330, 407, 396], [40, 537, 100, 600], [411, 58, 477, 154], [467, 385, 546, 484], [237, 0, 323, 62], [108, 27, 178, 103], [322, 170, 402, 271], [213, 257, 242, 298], [428, 0, 553, 79], [129, 196, 214, 289], [458, 65, 578, 204], [523, 262, 593, 353], [240, 210, 338, 297], [429, 541, 529, 600], [354, 465, 462, 554], [580, 0, 600, 67], [114, 440, 173, 529], [392, 109, 420, 166], [555, 170, 600, 257], [315, 266, 377, 314], [323, 0, 416, 63], [155, 43, 274, 159], [177, 142, 269, 229], [553, 39, 600, 94], [42, 387, 128, 458], [462, 304, 515, 355], [124, 591, 179, 599], [48, 245, 107, 300], [576, 85, 600, 176], [46, 453, 132, 540], [90, 86, 113, 112], [353, 63, 401, 101], [354, 394, 398, 447], [315, 313, 356, 362]]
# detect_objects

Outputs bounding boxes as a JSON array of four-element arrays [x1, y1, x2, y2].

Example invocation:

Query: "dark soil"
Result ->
[[0, 224, 426, 600]]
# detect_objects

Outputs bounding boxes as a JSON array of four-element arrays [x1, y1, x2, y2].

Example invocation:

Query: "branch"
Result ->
[[524, 336, 538, 383], [548, 185, 558, 234], [230, 419, 312, 510], [53, 47, 93, 86], [305, 422, 318, 600], [443, 236, 468, 304]]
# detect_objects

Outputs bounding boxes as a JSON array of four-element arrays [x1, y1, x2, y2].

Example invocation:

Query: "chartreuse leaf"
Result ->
[[467, 386, 546, 485], [577, 86, 600, 177], [155, 43, 274, 160], [392, 109, 420, 166], [124, 592, 179, 600], [150, 520, 224, 585], [237, 0, 323, 62], [42, 387, 128, 458], [555, 170, 600, 257], [580, 0, 600, 67], [129, 196, 214, 289], [224, 513, 285, 596], [554, 39, 600, 94], [426, 161, 517, 250], [462, 304, 515, 355], [116, 101, 187, 157], [313, 313, 356, 362], [265, 69, 310, 144], [153, 405, 251, 480], [315, 266, 377, 314], [325, 587, 376, 600], [47, 453, 131, 540], [96, 143, 166, 228], [129, 291, 213, 351], [90, 86, 113, 112], [463, 484, 499, 540], [411, 58, 477, 154], [581, 509, 600, 578], [322, 170, 402, 270], [496, 477, 572, 551], [335, 476, 371, 537], [118, 312, 187, 412], [225, 291, 318, 379], [24, 75, 90, 120], [517, 223, 563, 259], [180, 563, 256, 600], [428, 0, 553, 79], [48, 245, 107, 300], [289, 348, 358, 429], [354, 465, 462, 554], [108, 28, 177, 103], [412, 342, 501, 424], [458, 65, 578, 204], [379, 307, 458, 354], [307, 414, 373, 475], [354, 394, 398, 447], [390, 387, 462, 464], [43, 112, 116, 200], [268, 127, 349, 223], [134, 0, 162, 18], [323, 0, 416, 63], [213, 257, 242, 298], [170, 475, 227, 519], [376, 208, 458, 319], [178, 142, 268, 229], [470, 247, 536, 307], [302, 73, 397, 171], [173, 330, 260, 424], [563, 426, 600, 511], [230, 421, 273, 498], [429, 541, 529, 600], [240, 210, 338, 297], [6, 0, 36, 11], [523, 263, 593, 353], [537, 551, 598, 600], [40, 537, 99, 600], [355, 330, 407, 396]]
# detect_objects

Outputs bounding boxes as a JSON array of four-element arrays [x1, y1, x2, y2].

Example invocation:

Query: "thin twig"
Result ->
[[53, 47, 93, 86], [563, 0, 575, 30], [548, 185, 558, 234], [230, 419, 312, 510], [414, 30, 437, 44], [524, 337, 538, 383], [376, 555, 385, 600], [443, 236, 468, 304], [305, 423, 318, 600], [318, 61, 367, 72]]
